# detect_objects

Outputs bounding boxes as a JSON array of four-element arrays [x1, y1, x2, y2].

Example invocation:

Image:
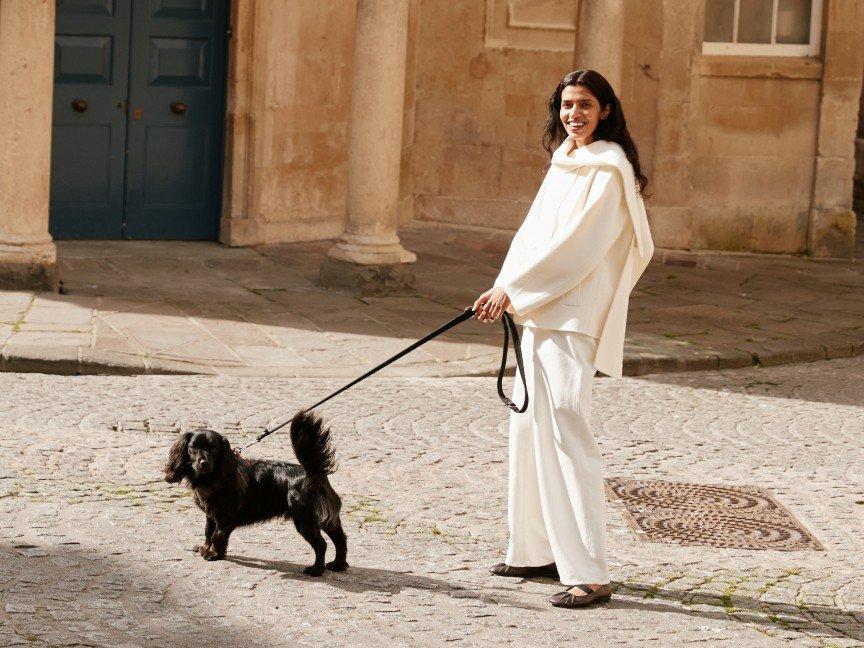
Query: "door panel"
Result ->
[[50, 0, 131, 238], [123, 0, 228, 239], [50, 0, 227, 240]]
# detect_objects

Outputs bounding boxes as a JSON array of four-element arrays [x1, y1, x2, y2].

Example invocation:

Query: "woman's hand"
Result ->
[[472, 287, 511, 324]]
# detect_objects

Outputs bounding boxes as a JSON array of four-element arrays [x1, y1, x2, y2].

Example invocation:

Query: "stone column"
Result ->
[[0, 0, 58, 290], [573, 0, 627, 90], [319, 0, 416, 296], [808, 0, 864, 258]]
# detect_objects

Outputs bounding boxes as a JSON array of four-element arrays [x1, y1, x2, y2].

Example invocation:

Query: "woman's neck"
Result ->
[[566, 137, 594, 156]]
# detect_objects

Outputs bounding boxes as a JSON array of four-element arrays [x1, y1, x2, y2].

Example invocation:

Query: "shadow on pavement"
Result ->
[[609, 580, 863, 644], [0, 542, 298, 648], [630, 354, 864, 407], [226, 554, 546, 612]]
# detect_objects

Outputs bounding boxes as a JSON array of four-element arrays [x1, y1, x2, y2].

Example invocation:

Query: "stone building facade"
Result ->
[[1, 0, 862, 291]]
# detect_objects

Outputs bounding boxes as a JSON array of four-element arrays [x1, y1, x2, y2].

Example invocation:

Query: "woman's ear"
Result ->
[[164, 432, 193, 483]]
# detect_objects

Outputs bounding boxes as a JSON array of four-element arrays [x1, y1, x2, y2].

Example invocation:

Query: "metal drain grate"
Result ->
[[605, 478, 824, 551]]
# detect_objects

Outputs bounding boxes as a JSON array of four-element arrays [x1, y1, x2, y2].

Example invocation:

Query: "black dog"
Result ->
[[164, 409, 347, 576]]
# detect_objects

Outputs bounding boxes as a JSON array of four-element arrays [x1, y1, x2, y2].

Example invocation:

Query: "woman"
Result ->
[[472, 69, 654, 609]]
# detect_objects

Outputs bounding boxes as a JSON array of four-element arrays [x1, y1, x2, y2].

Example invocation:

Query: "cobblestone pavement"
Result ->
[[0, 356, 862, 647], [2, 221, 863, 377]]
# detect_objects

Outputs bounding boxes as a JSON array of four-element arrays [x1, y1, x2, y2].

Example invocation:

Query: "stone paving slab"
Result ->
[[0, 223, 863, 377], [0, 357, 861, 646]]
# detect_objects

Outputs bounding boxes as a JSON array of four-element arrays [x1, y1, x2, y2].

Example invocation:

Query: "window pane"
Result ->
[[704, 0, 735, 42], [777, 0, 811, 44], [738, 0, 773, 43]]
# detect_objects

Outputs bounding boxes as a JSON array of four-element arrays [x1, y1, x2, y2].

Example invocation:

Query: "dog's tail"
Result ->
[[289, 409, 337, 487]]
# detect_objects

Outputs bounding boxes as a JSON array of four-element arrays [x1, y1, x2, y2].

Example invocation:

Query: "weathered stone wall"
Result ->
[[398, 0, 421, 226], [807, 0, 864, 258], [691, 59, 822, 254], [178, 0, 864, 258], [853, 59, 864, 218], [411, 1, 574, 230], [220, 0, 358, 246]]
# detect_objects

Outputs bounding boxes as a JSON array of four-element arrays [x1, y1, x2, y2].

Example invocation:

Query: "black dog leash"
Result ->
[[238, 306, 528, 454]]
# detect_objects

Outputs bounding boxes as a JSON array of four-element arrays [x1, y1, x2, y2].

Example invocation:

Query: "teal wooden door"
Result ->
[[123, 0, 228, 239], [51, 0, 131, 238], [50, 0, 228, 240]]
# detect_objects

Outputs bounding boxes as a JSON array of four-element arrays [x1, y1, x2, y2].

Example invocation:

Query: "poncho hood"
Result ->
[[550, 137, 654, 377], [550, 138, 652, 260]]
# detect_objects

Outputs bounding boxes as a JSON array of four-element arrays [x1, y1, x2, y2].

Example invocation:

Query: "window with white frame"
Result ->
[[702, 0, 823, 56]]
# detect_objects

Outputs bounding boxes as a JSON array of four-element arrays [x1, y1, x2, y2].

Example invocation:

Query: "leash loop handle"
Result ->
[[498, 312, 528, 413]]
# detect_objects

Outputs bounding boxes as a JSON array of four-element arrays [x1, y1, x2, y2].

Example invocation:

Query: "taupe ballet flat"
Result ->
[[489, 562, 559, 578], [549, 583, 612, 608]]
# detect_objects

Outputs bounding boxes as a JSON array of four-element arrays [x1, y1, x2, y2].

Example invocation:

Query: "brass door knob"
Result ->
[[71, 99, 88, 112], [170, 101, 187, 115]]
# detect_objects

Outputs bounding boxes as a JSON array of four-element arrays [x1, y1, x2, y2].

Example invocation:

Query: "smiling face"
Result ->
[[559, 84, 610, 148]]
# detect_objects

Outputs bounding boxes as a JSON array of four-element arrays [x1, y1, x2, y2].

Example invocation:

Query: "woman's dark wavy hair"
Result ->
[[542, 69, 649, 197]]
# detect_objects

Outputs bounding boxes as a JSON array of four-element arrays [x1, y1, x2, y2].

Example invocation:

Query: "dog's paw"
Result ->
[[303, 564, 326, 577], [326, 560, 348, 572], [192, 544, 209, 556], [202, 549, 224, 561]]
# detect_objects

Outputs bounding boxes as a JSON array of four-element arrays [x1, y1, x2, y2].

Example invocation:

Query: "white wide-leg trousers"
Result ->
[[504, 325, 609, 586]]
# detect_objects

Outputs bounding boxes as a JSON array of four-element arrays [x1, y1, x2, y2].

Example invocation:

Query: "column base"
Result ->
[[326, 232, 417, 265], [318, 256, 415, 297], [809, 209, 856, 259], [0, 241, 58, 291]]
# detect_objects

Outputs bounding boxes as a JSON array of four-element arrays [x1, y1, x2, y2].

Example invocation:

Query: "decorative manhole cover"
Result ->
[[605, 478, 823, 551]]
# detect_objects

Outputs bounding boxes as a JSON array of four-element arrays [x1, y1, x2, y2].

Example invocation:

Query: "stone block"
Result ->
[[439, 144, 501, 199], [751, 209, 808, 254], [412, 140, 443, 195], [822, 77, 864, 102], [816, 96, 860, 158], [658, 47, 693, 100], [499, 148, 547, 201], [654, 102, 691, 158], [693, 155, 813, 206], [1, 344, 80, 375], [748, 341, 827, 367], [525, 96, 552, 147], [697, 55, 822, 80], [812, 156, 856, 210], [808, 209, 856, 258], [691, 207, 754, 252], [627, 0, 662, 46], [502, 50, 570, 98], [318, 256, 416, 297], [662, 0, 702, 49], [697, 76, 748, 107], [0, 255, 57, 292], [823, 29, 864, 79], [698, 104, 782, 156], [651, 156, 690, 206], [504, 93, 531, 118], [78, 349, 147, 375], [827, 0, 864, 26], [646, 206, 693, 249], [414, 195, 528, 229]]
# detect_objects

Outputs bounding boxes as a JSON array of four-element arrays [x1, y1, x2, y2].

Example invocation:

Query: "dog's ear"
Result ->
[[164, 432, 193, 483], [217, 433, 239, 482]]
